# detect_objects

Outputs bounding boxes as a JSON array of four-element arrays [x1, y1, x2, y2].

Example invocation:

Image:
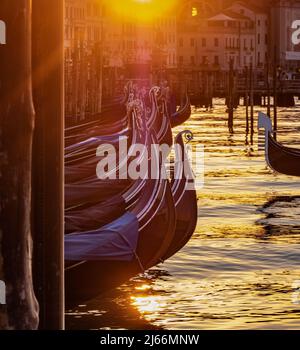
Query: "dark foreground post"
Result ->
[[0, 0, 39, 329], [32, 0, 64, 329]]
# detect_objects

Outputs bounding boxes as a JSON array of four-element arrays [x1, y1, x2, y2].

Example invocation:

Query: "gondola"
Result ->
[[65, 131, 197, 306], [64, 95, 156, 207], [65, 81, 133, 139], [163, 130, 198, 260], [65, 144, 176, 306], [64, 92, 169, 231], [170, 91, 192, 128], [147, 86, 173, 148], [64, 101, 141, 183], [258, 112, 300, 177], [65, 105, 129, 147], [64, 85, 197, 306], [65, 130, 197, 247]]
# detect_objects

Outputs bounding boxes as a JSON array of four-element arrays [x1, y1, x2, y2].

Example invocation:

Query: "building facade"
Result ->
[[103, 7, 178, 79], [177, 1, 268, 72], [65, 0, 103, 59], [270, 0, 300, 70]]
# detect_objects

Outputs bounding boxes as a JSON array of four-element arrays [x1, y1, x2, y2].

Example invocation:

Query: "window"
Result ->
[[192, 7, 198, 17], [191, 38, 195, 47], [214, 38, 219, 47], [214, 55, 219, 65], [258, 33, 261, 45], [258, 19, 261, 26], [94, 27, 100, 41], [202, 38, 206, 47], [191, 56, 195, 65], [258, 51, 261, 64], [202, 56, 207, 64], [179, 38, 183, 47], [179, 56, 184, 65], [265, 34, 268, 45]]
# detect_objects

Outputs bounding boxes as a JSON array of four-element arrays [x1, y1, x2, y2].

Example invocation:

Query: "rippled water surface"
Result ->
[[66, 99, 300, 330]]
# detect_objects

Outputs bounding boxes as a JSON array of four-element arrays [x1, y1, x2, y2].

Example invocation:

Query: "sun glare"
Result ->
[[192, 7, 198, 17], [131, 296, 166, 314], [104, 0, 178, 23]]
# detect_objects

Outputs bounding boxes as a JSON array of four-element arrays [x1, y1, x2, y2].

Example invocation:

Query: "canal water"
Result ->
[[66, 99, 300, 330]]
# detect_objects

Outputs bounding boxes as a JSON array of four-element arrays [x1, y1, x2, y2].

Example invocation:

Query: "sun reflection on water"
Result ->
[[67, 99, 300, 330], [131, 295, 166, 314]]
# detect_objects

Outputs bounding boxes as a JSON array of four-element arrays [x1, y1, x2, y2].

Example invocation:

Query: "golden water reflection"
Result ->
[[66, 99, 300, 330]]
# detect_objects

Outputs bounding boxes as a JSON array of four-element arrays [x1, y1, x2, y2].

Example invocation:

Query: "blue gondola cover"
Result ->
[[65, 212, 139, 261]]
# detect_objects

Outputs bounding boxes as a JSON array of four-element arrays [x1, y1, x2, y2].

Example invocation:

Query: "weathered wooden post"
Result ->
[[273, 46, 278, 140], [249, 62, 254, 145], [32, 0, 64, 330], [228, 58, 234, 134], [266, 54, 271, 117], [95, 41, 103, 114], [245, 66, 249, 136], [0, 0, 39, 329]]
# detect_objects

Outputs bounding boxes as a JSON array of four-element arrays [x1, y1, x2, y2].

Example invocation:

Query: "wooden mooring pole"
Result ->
[[0, 0, 39, 330], [266, 54, 271, 117], [249, 62, 254, 145], [228, 59, 234, 134], [32, 0, 64, 329], [273, 46, 278, 140], [245, 66, 249, 136]]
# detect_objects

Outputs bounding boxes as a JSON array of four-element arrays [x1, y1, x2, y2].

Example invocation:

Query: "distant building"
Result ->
[[178, 1, 268, 71], [65, 0, 103, 59], [229, 2, 268, 68], [270, 0, 300, 70], [103, 7, 178, 79]]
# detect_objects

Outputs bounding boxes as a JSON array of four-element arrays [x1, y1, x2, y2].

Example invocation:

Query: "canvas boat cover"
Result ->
[[65, 212, 139, 261], [65, 194, 126, 234], [65, 133, 129, 154]]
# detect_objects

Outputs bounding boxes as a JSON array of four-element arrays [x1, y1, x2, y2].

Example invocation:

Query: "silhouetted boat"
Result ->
[[65, 151, 176, 306], [64, 96, 154, 207], [147, 86, 173, 147], [64, 98, 131, 147], [258, 112, 300, 177], [64, 86, 198, 306], [171, 92, 192, 128], [65, 82, 132, 133], [163, 130, 197, 260], [65, 131, 197, 245]]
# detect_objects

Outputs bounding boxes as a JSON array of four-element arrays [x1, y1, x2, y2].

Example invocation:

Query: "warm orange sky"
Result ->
[[104, 0, 179, 23]]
